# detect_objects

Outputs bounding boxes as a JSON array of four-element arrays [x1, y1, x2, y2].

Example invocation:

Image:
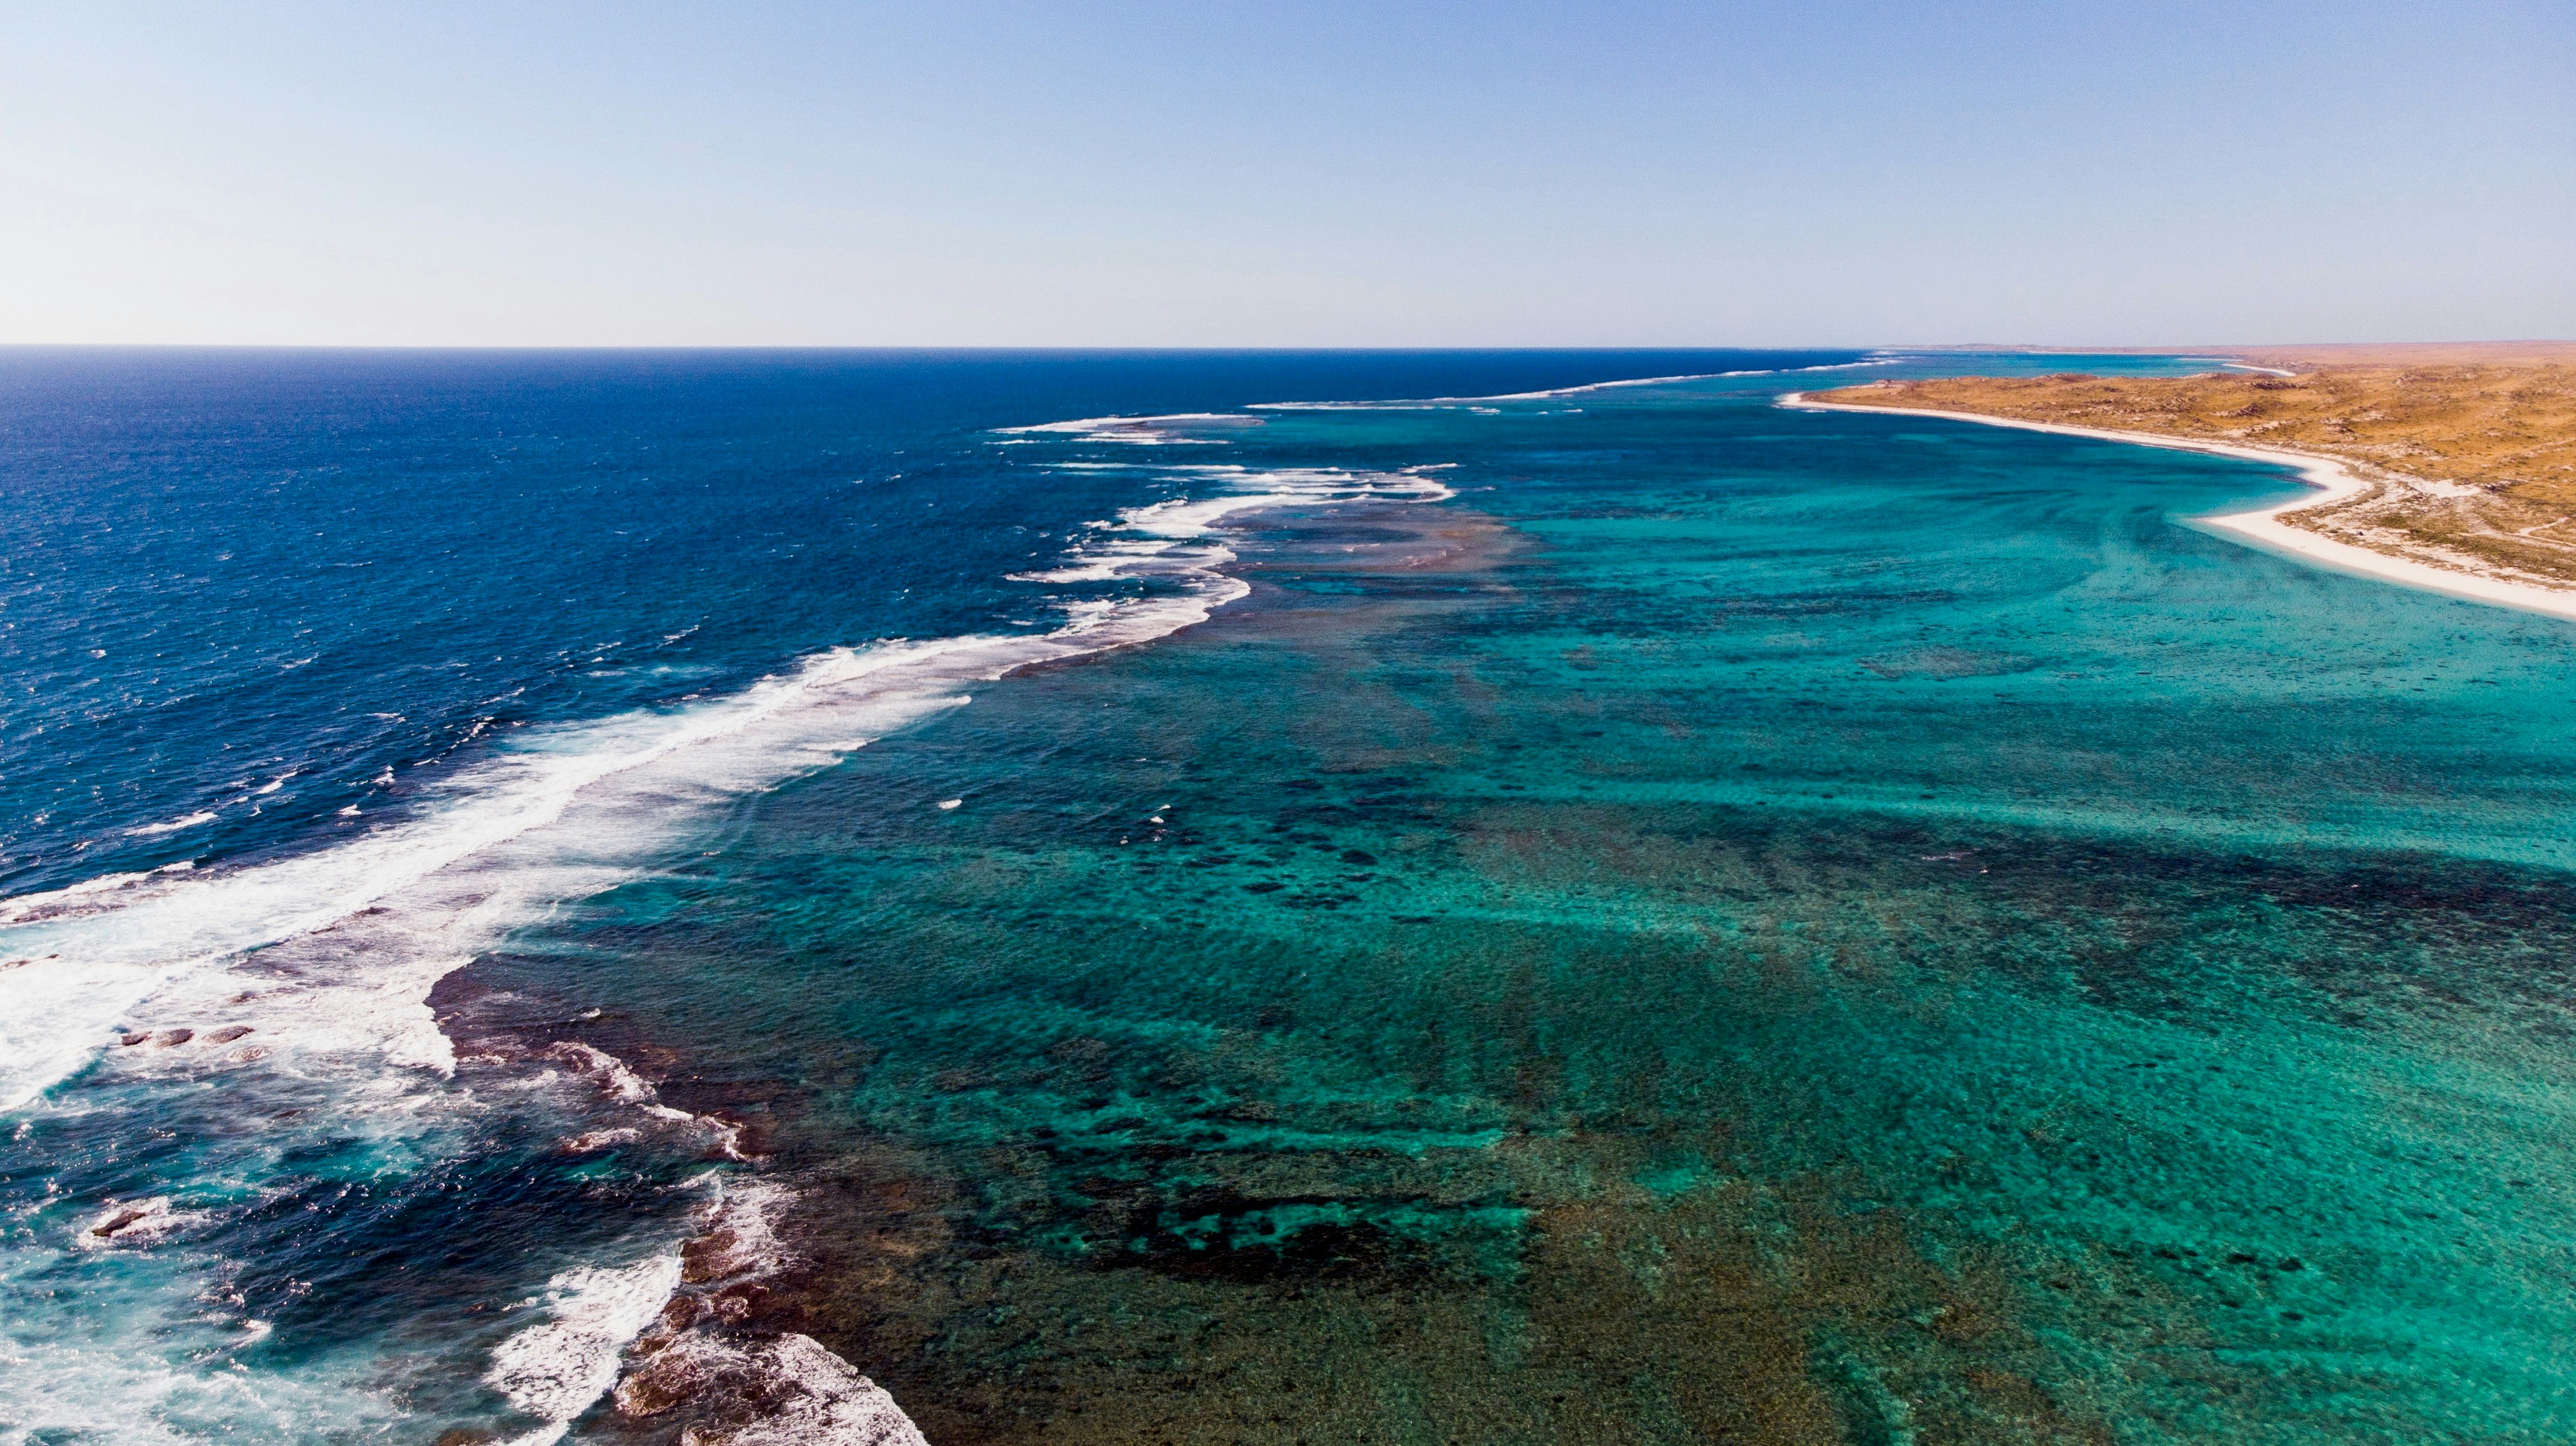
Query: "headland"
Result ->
[[1796, 344, 2576, 619]]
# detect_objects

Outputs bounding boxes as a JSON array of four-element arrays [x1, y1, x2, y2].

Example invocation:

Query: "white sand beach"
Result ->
[[1780, 391, 2576, 624]]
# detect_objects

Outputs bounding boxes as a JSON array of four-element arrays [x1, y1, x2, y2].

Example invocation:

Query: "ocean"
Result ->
[[5, 348, 2573, 1444]]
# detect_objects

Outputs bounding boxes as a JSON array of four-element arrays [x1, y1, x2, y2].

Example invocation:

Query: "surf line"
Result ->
[[0, 466, 1460, 1113], [1249, 356, 1905, 411], [1777, 391, 2576, 624]]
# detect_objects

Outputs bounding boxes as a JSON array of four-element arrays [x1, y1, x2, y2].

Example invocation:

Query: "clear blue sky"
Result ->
[[3, 1, 2568, 346]]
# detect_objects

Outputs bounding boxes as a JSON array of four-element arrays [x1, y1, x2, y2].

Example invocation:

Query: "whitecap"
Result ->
[[123, 811, 217, 839]]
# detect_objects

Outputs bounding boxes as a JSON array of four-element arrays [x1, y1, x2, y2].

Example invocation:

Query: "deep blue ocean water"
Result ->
[[6, 349, 2574, 1445], [3, 348, 1869, 897]]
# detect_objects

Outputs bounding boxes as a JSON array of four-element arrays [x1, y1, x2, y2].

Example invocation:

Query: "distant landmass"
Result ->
[[1812, 343, 2576, 611]]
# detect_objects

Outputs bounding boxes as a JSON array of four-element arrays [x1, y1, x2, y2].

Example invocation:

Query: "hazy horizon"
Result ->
[[5, 1, 2569, 348]]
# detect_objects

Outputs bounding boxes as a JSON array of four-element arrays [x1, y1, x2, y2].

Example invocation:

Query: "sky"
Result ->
[[1, 1, 2569, 347]]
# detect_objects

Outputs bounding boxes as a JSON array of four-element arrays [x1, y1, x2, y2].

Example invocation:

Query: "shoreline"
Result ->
[[1779, 391, 2576, 624]]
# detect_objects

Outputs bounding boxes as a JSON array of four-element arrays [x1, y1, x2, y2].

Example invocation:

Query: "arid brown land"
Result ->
[[1816, 354, 2576, 587]]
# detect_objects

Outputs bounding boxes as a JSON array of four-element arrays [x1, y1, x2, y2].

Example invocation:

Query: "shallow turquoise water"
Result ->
[[519, 372, 2576, 1442]]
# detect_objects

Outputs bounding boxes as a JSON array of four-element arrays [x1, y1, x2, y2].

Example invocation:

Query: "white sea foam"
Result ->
[[1, 1209, 400, 1444], [0, 867, 163, 922], [486, 1253, 686, 1445], [592, 1178, 925, 1445], [0, 648, 1011, 1113], [1011, 465, 1456, 585], [619, 1332, 928, 1446], [683, 1176, 798, 1284], [480, 1176, 822, 1445], [0, 1331, 395, 1446], [536, 1041, 753, 1160]]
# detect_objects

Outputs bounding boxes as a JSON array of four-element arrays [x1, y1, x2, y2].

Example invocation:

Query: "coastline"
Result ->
[[1779, 391, 2576, 624]]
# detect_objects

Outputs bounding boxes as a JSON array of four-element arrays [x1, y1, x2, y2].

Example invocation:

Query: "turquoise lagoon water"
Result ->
[[6, 351, 2575, 1444]]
